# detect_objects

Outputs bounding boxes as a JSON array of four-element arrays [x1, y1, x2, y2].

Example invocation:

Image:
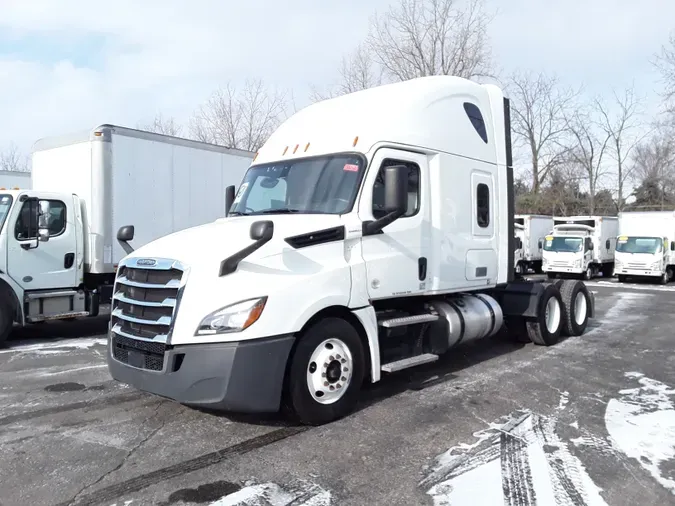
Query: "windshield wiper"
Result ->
[[255, 209, 304, 214]]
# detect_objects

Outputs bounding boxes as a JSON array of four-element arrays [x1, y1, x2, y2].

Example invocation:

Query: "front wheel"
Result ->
[[659, 271, 669, 285], [515, 263, 523, 276], [583, 267, 593, 280], [285, 317, 365, 425], [0, 298, 13, 347]]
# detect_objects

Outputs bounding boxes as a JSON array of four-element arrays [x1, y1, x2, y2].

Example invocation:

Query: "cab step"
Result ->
[[378, 314, 438, 328], [381, 353, 439, 373]]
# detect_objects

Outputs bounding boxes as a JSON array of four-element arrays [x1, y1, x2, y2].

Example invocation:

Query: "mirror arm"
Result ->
[[362, 209, 405, 236], [118, 239, 134, 255], [219, 221, 273, 276]]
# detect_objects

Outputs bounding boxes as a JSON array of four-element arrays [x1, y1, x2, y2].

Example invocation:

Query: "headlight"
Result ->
[[651, 261, 661, 270], [575, 259, 582, 267], [195, 297, 267, 335]]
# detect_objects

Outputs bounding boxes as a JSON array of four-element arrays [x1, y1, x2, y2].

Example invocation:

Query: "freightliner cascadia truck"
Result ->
[[107, 76, 595, 425]]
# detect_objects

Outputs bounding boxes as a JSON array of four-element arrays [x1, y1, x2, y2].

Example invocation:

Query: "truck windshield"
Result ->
[[230, 154, 365, 215], [544, 236, 583, 253], [616, 237, 662, 254], [0, 194, 13, 232]]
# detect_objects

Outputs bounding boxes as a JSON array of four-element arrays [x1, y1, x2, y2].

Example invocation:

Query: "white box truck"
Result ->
[[542, 216, 619, 280], [0, 125, 253, 345], [614, 210, 675, 284], [0, 170, 31, 190], [106, 76, 595, 426], [513, 214, 553, 275]]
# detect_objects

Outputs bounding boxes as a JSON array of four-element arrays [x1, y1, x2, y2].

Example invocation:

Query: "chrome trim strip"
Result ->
[[111, 307, 172, 326], [112, 291, 176, 308], [116, 275, 181, 289], [111, 323, 168, 344]]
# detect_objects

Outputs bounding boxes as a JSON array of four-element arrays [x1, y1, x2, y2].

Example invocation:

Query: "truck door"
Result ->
[[7, 195, 80, 291], [358, 149, 428, 299]]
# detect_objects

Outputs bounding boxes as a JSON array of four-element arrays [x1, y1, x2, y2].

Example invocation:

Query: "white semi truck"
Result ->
[[542, 216, 619, 280], [513, 214, 553, 275], [0, 170, 31, 190], [0, 125, 253, 345], [106, 76, 595, 425], [614, 210, 675, 284]]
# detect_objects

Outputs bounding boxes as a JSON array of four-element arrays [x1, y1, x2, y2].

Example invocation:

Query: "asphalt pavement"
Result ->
[[1, 278, 674, 505]]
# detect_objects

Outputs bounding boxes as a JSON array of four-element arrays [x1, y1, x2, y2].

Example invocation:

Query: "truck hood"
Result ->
[[119, 214, 353, 345], [125, 214, 344, 268]]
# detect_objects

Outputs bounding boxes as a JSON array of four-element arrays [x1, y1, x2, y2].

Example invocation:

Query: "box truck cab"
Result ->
[[615, 211, 675, 284], [513, 214, 552, 275], [542, 216, 618, 280], [0, 126, 253, 346], [107, 76, 595, 426]]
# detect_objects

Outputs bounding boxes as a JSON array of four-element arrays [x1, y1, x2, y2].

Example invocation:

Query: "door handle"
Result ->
[[64, 253, 75, 269], [418, 257, 427, 281]]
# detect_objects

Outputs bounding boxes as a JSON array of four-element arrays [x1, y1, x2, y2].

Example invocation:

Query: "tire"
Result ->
[[659, 271, 669, 285], [515, 263, 523, 276], [533, 262, 543, 274], [583, 267, 593, 280], [0, 297, 14, 347], [557, 280, 591, 337], [285, 317, 365, 425], [668, 267, 674, 282], [617, 275, 627, 283], [526, 283, 564, 346]]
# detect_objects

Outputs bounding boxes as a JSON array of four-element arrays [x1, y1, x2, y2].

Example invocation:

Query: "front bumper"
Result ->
[[543, 265, 583, 274], [615, 268, 663, 278], [107, 333, 295, 413]]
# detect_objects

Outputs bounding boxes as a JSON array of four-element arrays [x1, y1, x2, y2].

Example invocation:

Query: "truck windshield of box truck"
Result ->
[[544, 236, 583, 253], [229, 154, 365, 216], [0, 194, 13, 231], [616, 237, 662, 254]]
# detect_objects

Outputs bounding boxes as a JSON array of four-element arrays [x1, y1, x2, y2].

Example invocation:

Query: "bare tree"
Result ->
[[565, 111, 612, 214], [594, 86, 648, 211], [0, 143, 29, 172], [630, 134, 675, 209], [189, 79, 287, 152], [138, 113, 183, 136], [653, 31, 675, 114], [366, 0, 494, 82], [310, 44, 383, 102], [508, 71, 578, 193]]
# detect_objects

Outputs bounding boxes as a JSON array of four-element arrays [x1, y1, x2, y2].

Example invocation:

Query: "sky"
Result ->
[[0, 0, 673, 162]]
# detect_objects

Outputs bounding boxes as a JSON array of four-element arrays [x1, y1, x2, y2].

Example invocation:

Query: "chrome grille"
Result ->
[[627, 262, 647, 269], [110, 257, 187, 371]]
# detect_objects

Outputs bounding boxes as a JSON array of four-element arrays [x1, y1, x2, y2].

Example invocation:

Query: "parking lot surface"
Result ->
[[1, 278, 675, 506]]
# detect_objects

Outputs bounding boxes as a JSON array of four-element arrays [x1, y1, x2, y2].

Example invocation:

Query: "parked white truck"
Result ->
[[106, 76, 595, 425], [513, 214, 552, 275], [0, 125, 253, 345], [614, 211, 675, 284], [542, 216, 618, 280], [0, 170, 31, 190]]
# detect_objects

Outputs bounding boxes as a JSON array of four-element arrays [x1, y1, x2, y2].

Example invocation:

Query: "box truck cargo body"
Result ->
[[0, 170, 31, 190], [0, 125, 253, 344], [513, 214, 552, 275], [615, 210, 675, 284], [542, 216, 618, 280]]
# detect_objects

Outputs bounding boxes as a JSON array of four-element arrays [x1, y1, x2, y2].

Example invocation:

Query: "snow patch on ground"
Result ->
[[605, 372, 675, 495], [208, 480, 332, 506], [0, 337, 107, 355]]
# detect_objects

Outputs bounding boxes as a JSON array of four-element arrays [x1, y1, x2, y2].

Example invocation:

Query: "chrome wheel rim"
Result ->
[[307, 338, 353, 405], [574, 291, 587, 326], [545, 297, 561, 333]]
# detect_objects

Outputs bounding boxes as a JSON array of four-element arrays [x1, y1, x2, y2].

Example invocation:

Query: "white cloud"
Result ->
[[0, 0, 673, 155]]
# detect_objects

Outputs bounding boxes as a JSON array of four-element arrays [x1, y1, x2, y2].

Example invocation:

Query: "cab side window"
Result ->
[[15, 200, 67, 240], [372, 159, 420, 219]]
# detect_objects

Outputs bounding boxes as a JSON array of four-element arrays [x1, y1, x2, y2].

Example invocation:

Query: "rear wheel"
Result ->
[[617, 275, 627, 283], [557, 280, 591, 336], [285, 317, 365, 425], [526, 284, 564, 346]]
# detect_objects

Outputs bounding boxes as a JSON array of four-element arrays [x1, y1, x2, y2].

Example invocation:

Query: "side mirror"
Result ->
[[383, 165, 408, 214], [515, 238, 523, 250], [537, 240, 542, 249], [605, 239, 610, 250], [250, 220, 274, 241], [38, 228, 50, 243], [671, 241, 675, 251], [117, 225, 135, 255], [117, 226, 134, 242], [37, 200, 50, 242], [588, 242, 594, 250], [225, 185, 236, 216]]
